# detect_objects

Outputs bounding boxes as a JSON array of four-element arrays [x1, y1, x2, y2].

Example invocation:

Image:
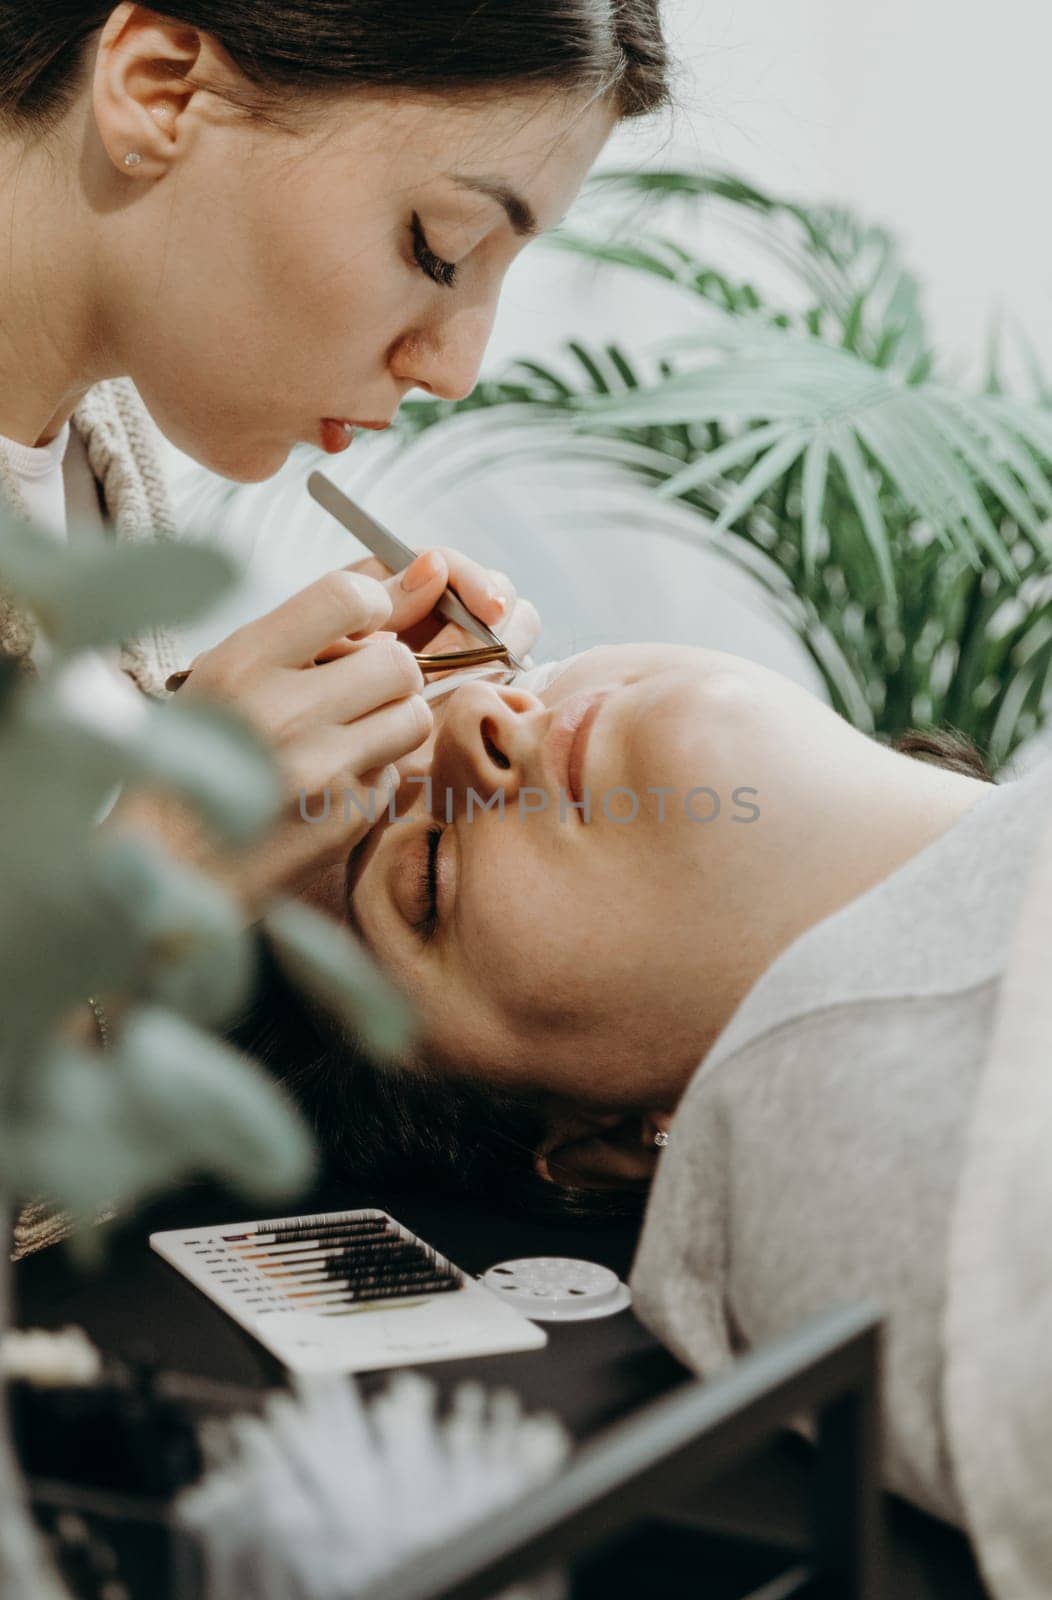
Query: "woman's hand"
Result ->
[[104, 566, 434, 917], [320, 545, 542, 667], [104, 546, 538, 919], [331, 546, 542, 795]]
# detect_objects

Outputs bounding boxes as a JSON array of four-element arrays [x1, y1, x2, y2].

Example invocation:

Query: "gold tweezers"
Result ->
[[164, 641, 509, 694]]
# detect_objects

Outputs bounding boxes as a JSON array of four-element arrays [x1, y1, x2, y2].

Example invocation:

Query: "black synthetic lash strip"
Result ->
[[151, 1207, 547, 1373]]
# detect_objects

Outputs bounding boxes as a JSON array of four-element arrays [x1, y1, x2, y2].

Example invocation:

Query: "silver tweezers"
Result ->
[[305, 471, 525, 702]]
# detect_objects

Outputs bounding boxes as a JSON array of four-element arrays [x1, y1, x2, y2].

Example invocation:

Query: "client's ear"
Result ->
[[532, 1108, 673, 1189]]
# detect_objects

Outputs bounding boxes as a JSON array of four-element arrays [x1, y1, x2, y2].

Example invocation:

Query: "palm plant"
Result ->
[[394, 169, 1052, 769]]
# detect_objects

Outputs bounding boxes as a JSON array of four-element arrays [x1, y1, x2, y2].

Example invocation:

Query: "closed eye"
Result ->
[[410, 213, 458, 290], [411, 822, 443, 941]]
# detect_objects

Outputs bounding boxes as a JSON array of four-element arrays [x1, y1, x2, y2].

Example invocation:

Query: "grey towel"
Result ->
[[944, 786, 1052, 1598], [629, 756, 1052, 1530]]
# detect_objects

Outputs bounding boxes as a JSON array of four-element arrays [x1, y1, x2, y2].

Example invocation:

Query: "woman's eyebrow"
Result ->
[[449, 174, 538, 237]]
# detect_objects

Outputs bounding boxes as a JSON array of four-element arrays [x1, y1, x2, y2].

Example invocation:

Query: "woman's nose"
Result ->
[[390, 303, 496, 404], [431, 683, 544, 812]]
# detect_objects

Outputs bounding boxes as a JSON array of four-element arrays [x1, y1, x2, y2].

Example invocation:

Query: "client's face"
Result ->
[[339, 644, 824, 1124], [307, 640, 984, 1188]]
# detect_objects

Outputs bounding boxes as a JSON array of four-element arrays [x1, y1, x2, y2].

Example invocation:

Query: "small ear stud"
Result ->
[[123, 152, 142, 168], [653, 1130, 670, 1149]]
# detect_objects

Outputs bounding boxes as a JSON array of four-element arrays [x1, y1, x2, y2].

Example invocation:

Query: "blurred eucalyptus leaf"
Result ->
[[0, 515, 239, 653], [0, 655, 22, 715], [87, 834, 255, 1027], [5, 675, 282, 851], [15, 1041, 162, 1215], [0, 506, 346, 1600], [0, 698, 277, 1051], [17, 1011, 316, 1217], [113, 1005, 317, 1202], [261, 897, 417, 1061], [126, 698, 284, 848], [0, 869, 128, 1070], [0, 710, 118, 873]]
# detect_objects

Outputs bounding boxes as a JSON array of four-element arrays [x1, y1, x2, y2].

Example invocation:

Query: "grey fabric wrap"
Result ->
[[629, 757, 1052, 1528]]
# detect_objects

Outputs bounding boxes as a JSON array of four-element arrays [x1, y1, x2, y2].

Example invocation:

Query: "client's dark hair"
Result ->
[[889, 725, 994, 781], [224, 928, 648, 1224], [226, 723, 993, 1223]]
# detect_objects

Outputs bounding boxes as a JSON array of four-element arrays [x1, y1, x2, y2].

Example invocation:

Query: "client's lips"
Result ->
[[543, 689, 611, 817]]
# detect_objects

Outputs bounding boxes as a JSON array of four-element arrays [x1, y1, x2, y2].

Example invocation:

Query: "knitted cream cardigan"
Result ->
[[0, 375, 183, 696], [0, 378, 186, 1258]]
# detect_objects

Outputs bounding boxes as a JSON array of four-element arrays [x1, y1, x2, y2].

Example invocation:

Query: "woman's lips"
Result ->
[[319, 419, 356, 454], [543, 688, 612, 816], [318, 418, 392, 454]]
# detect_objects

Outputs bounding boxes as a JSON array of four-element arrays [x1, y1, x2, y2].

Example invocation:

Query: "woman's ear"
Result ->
[[92, 5, 249, 178], [532, 1106, 673, 1189]]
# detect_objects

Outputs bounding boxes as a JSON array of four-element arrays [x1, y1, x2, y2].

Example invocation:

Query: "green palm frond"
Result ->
[[388, 167, 1052, 769], [563, 167, 933, 373], [569, 326, 1049, 579]]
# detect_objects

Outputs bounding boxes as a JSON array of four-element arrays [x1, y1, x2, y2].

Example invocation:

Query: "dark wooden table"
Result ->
[[15, 1173, 989, 1600]]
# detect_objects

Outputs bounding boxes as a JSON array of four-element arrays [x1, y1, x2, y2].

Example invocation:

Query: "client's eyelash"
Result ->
[[410, 213, 458, 289], [411, 823, 443, 942]]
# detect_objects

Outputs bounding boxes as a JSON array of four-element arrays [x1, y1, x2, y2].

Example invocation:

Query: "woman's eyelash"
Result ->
[[410, 213, 458, 290], [411, 823, 443, 942]]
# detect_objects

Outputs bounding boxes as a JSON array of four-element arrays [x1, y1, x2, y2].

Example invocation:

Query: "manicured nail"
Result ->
[[380, 764, 401, 791], [402, 551, 443, 592]]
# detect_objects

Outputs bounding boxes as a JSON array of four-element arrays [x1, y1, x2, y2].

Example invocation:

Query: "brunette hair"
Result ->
[[1, 2, 670, 133], [889, 725, 993, 781], [224, 929, 642, 1226], [223, 723, 994, 1224]]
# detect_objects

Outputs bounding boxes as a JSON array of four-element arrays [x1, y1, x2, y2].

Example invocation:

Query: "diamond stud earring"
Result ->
[[123, 152, 142, 168], [653, 1130, 670, 1149]]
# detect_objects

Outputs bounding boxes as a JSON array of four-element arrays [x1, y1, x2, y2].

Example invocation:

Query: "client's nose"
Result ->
[[431, 682, 544, 813]]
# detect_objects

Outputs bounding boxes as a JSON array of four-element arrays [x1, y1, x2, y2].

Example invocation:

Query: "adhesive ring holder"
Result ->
[[481, 1257, 632, 1322]]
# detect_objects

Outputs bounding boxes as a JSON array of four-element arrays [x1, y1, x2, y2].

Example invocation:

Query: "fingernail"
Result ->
[[348, 627, 398, 644], [488, 590, 507, 614], [402, 551, 443, 592], [380, 764, 401, 791]]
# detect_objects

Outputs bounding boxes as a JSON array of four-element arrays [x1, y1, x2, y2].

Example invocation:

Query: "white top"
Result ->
[[1, 420, 72, 539], [0, 421, 145, 819]]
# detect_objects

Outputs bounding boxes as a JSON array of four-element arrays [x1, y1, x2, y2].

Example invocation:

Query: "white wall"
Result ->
[[821, 0, 1052, 385], [524, 0, 1052, 378], [484, 0, 1052, 385]]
